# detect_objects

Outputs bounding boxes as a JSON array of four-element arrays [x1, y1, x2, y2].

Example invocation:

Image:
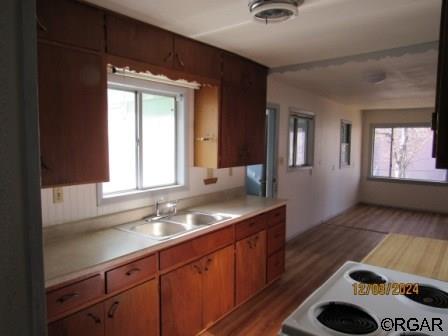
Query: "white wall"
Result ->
[[360, 108, 448, 213], [268, 77, 362, 240], [41, 89, 245, 227]]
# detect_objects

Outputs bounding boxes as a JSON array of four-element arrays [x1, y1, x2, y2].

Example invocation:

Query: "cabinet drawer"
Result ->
[[47, 275, 104, 320], [267, 223, 286, 255], [267, 206, 286, 227], [267, 249, 285, 283], [106, 255, 156, 293], [160, 226, 233, 270], [235, 214, 267, 241]]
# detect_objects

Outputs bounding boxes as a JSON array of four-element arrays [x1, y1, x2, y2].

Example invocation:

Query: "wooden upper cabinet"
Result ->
[[106, 14, 174, 68], [236, 230, 267, 305], [105, 280, 158, 336], [202, 246, 235, 328], [174, 36, 222, 80], [434, 0, 448, 168], [161, 260, 203, 336], [48, 303, 104, 336], [36, 0, 104, 51], [38, 43, 109, 187]]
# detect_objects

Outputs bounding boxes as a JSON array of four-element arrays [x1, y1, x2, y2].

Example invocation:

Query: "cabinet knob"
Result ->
[[175, 53, 185, 67], [36, 15, 48, 32], [193, 263, 202, 274], [204, 257, 213, 272], [164, 51, 173, 63]]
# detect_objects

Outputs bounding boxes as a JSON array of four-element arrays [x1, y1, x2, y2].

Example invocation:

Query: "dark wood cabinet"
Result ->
[[194, 55, 268, 168], [161, 245, 234, 335], [106, 14, 174, 68], [48, 303, 104, 336], [236, 230, 267, 305], [434, 0, 448, 168], [161, 260, 203, 336], [38, 43, 109, 187], [36, 0, 104, 51], [202, 246, 235, 328], [105, 280, 158, 336], [174, 36, 222, 80]]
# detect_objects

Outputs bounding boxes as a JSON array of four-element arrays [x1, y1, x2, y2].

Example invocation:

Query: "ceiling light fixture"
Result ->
[[249, 0, 304, 24]]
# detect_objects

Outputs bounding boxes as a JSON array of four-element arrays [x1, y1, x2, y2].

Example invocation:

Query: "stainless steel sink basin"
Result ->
[[164, 212, 231, 226], [129, 221, 189, 239]]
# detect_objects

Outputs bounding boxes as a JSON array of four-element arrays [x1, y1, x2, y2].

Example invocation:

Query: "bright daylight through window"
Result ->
[[101, 79, 186, 200], [371, 126, 447, 183], [289, 113, 314, 168]]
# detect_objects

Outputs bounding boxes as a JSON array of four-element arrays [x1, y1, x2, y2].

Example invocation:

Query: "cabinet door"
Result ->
[[48, 303, 104, 336], [161, 261, 203, 336], [219, 84, 246, 168], [435, 0, 448, 168], [105, 280, 158, 336], [236, 230, 267, 305], [244, 91, 267, 166], [174, 36, 221, 80], [37, 0, 104, 51], [106, 14, 174, 68], [38, 43, 108, 187], [202, 245, 235, 328]]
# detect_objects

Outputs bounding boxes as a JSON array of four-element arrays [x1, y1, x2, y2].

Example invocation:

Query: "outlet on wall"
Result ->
[[53, 187, 64, 204]]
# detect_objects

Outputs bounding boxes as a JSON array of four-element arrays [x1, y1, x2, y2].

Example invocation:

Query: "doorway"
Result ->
[[246, 104, 279, 198]]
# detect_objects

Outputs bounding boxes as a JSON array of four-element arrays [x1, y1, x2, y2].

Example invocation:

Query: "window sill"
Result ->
[[287, 165, 313, 172], [97, 184, 187, 206], [367, 177, 448, 187]]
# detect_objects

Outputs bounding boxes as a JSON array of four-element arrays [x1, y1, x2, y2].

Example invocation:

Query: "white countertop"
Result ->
[[44, 196, 286, 288]]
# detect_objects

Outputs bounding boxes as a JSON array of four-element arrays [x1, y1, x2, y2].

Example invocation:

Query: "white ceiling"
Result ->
[[88, 0, 443, 109]]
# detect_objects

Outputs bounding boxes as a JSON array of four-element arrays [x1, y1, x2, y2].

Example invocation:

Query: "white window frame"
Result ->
[[340, 120, 352, 168], [288, 109, 315, 170], [368, 123, 448, 185], [97, 74, 189, 205]]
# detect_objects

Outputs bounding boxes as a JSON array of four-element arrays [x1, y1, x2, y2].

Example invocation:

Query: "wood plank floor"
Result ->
[[326, 204, 448, 239], [205, 205, 448, 336]]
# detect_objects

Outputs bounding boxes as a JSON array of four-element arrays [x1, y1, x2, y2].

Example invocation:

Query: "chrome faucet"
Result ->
[[154, 199, 177, 218]]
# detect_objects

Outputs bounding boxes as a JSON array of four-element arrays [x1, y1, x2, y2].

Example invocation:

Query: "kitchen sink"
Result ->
[[164, 212, 231, 226], [117, 211, 231, 240]]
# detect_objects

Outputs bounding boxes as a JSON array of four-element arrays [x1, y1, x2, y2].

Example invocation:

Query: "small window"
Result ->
[[99, 76, 187, 202], [340, 120, 352, 167], [370, 125, 448, 183], [288, 112, 314, 168]]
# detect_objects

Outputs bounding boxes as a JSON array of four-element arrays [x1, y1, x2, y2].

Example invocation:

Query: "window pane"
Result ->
[[288, 117, 295, 167], [295, 118, 309, 166], [372, 128, 392, 177], [391, 127, 446, 182], [103, 89, 136, 194], [142, 93, 176, 188]]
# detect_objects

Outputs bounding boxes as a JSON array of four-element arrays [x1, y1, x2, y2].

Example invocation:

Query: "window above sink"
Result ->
[[97, 74, 189, 204]]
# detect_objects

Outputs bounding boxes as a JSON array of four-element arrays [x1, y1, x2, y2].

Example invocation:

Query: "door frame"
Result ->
[[266, 103, 280, 198]]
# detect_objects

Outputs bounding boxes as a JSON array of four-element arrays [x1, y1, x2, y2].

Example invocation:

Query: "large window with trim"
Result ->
[[99, 76, 187, 202], [288, 112, 314, 168], [370, 125, 447, 183]]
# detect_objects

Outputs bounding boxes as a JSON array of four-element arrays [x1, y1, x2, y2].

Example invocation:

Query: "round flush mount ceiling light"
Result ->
[[366, 71, 387, 85], [249, 0, 304, 24]]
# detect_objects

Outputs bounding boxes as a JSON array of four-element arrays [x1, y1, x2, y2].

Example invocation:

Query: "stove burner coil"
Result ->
[[317, 302, 378, 334], [349, 270, 386, 284], [404, 284, 448, 309]]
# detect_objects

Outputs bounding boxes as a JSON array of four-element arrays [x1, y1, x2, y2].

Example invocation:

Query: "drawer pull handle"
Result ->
[[36, 15, 48, 32], [193, 264, 202, 274], [125, 268, 141, 276], [204, 258, 213, 272], [87, 313, 102, 324], [108, 301, 120, 318], [57, 292, 80, 304]]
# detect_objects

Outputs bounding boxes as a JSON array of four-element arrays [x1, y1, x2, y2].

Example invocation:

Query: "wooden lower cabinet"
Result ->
[[236, 230, 267, 305], [161, 245, 234, 336], [105, 280, 158, 336], [48, 303, 104, 336]]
